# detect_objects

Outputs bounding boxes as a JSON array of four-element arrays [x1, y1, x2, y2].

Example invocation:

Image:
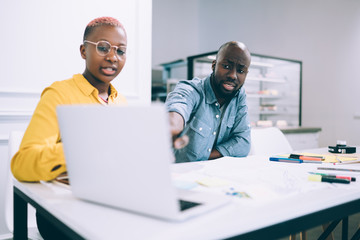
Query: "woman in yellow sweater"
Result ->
[[11, 16, 127, 239], [11, 16, 127, 182]]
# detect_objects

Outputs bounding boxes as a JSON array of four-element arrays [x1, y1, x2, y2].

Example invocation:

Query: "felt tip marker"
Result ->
[[301, 159, 322, 164], [290, 154, 324, 161], [299, 156, 322, 161], [269, 157, 302, 163], [269, 157, 321, 164], [308, 172, 356, 182], [308, 174, 350, 184]]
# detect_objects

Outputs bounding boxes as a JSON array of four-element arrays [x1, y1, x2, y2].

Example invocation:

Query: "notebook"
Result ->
[[57, 104, 230, 221]]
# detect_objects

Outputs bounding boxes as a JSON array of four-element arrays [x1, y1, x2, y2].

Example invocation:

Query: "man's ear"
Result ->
[[211, 60, 216, 72], [80, 44, 86, 60]]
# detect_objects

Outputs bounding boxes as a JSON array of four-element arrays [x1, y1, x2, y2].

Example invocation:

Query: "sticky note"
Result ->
[[173, 180, 198, 190], [196, 177, 230, 187]]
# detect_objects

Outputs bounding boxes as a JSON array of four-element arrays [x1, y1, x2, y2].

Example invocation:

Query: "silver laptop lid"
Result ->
[[57, 104, 181, 219]]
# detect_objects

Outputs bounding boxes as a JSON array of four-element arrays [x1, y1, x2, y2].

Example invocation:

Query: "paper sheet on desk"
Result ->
[[297, 153, 358, 163], [278, 153, 359, 163], [196, 177, 231, 187], [173, 157, 360, 208], [172, 159, 325, 204]]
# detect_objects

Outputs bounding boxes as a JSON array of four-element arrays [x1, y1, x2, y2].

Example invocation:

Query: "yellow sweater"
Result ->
[[11, 74, 126, 182]]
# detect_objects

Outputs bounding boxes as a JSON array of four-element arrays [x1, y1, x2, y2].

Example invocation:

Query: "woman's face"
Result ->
[[80, 25, 127, 85]]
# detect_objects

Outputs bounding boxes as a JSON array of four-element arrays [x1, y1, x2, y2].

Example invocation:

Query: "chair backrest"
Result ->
[[0, 131, 24, 237], [249, 127, 293, 156], [5, 131, 42, 239], [4, 131, 25, 234]]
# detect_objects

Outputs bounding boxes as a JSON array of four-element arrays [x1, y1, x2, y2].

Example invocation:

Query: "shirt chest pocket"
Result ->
[[226, 116, 235, 128], [188, 117, 211, 138]]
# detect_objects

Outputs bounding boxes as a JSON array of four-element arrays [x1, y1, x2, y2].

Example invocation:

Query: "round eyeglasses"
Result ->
[[84, 40, 126, 58]]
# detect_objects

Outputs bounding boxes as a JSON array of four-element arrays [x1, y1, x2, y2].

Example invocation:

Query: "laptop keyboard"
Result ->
[[179, 199, 201, 211]]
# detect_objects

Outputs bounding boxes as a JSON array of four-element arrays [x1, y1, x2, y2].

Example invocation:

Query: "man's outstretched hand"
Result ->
[[169, 112, 189, 149]]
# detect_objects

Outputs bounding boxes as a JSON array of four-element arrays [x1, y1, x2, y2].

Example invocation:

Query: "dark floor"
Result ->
[[278, 213, 360, 240]]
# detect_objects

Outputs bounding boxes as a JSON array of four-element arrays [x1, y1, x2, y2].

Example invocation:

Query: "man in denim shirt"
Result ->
[[166, 41, 251, 163]]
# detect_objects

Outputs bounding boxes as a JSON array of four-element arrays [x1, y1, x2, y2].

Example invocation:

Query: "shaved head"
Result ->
[[216, 41, 251, 66]]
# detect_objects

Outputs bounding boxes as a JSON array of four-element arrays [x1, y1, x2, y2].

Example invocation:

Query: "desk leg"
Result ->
[[13, 188, 28, 240], [342, 217, 348, 240], [350, 226, 360, 240], [318, 220, 340, 240]]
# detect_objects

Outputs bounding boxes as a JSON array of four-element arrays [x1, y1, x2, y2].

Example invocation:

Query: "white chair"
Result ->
[[0, 135, 13, 239], [0, 131, 42, 240], [249, 127, 334, 240], [249, 127, 302, 239], [249, 127, 293, 156]]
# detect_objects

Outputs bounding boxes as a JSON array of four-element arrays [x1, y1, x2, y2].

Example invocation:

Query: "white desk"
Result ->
[[13, 153, 360, 240]]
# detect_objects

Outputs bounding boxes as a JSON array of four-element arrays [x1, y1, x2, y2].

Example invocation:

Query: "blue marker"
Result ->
[[269, 157, 302, 163]]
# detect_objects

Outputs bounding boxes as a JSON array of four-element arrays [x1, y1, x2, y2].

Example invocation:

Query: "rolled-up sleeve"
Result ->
[[165, 80, 200, 123]]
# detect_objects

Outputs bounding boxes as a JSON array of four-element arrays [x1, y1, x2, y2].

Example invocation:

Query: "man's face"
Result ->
[[80, 25, 127, 85], [211, 44, 250, 101]]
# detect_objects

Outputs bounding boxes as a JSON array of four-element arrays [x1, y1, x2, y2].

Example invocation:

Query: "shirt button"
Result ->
[[215, 103, 219, 106], [216, 115, 219, 118], [208, 148, 211, 152], [199, 127, 202, 131], [213, 131, 216, 135]]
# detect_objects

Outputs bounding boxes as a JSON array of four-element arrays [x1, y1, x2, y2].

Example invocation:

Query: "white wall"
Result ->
[[0, 0, 152, 104], [152, 0, 200, 69], [152, 0, 360, 147]]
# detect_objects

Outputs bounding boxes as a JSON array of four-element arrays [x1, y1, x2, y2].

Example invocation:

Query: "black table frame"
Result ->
[[13, 186, 84, 240], [13, 185, 360, 240]]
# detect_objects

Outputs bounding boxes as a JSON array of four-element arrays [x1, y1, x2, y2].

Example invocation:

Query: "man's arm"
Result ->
[[166, 80, 201, 150], [209, 148, 223, 160], [215, 115, 251, 158], [214, 92, 251, 158], [169, 112, 189, 149], [11, 87, 67, 182]]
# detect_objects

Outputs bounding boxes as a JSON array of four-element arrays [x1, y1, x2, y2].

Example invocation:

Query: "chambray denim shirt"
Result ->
[[165, 75, 251, 163]]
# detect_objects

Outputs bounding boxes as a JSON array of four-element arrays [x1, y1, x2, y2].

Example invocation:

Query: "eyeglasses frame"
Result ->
[[83, 40, 126, 58]]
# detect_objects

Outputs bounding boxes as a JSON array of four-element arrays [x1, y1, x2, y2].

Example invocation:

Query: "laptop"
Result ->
[[57, 104, 230, 221]]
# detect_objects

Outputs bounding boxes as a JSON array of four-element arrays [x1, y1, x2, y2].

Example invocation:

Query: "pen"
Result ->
[[308, 174, 350, 184], [301, 160, 322, 164], [308, 172, 356, 182], [269, 157, 302, 163], [317, 167, 360, 172], [269, 157, 321, 164], [333, 159, 360, 165], [299, 156, 322, 161], [289, 154, 324, 161]]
